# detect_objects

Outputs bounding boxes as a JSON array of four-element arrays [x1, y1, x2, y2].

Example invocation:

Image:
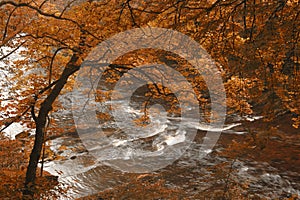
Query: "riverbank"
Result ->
[[0, 134, 60, 199]]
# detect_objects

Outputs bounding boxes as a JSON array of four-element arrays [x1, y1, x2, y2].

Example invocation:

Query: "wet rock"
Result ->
[[70, 156, 77, 160], [15, 131, 30, 140], [45, 175, 59, 182]]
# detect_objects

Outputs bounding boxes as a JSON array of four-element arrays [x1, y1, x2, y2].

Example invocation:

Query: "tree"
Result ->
[[0, 0, 299, 198]]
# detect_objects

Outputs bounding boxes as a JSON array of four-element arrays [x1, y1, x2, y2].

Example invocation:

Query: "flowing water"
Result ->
[[42, 94, 300, 199]]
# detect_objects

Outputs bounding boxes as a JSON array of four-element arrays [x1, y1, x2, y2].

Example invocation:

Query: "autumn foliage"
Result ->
[[0, 0, 299, 199]]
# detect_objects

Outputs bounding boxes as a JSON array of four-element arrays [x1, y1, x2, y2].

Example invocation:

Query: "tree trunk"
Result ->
[[23, 122, 46, 197], [23, 54, 81, 198]]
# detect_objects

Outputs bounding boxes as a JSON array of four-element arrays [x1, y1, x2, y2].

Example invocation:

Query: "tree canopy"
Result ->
[[0, 0, 299, 199]]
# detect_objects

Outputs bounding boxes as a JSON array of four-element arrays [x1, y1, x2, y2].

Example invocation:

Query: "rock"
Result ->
[[45, 175, 59, 182], [15, 131, 30, 140]]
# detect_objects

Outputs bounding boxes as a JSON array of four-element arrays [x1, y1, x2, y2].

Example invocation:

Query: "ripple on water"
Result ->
[[45, 110, 299, 199]]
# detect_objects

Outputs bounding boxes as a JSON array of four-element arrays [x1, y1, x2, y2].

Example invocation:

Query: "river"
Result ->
[[42, 94, 299, 199]]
